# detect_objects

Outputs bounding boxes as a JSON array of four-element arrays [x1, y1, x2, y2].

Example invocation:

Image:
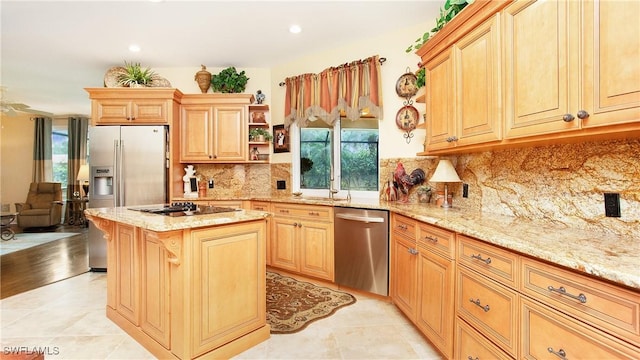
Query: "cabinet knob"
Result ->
[[293, 222, 298, 227], [562, 113, 575, 122], [208, 155, 212, 159], [576, 110, 589, 119]]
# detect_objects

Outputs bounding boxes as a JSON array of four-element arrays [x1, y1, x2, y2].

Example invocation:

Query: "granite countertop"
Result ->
[[85, 206, 268, 232], [106, 196, 639, 290], [261, 195, 639, 290]]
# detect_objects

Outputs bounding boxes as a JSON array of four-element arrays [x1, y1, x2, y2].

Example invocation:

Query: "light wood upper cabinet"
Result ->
[[179, 94, 252, 163], [425, 14, 502, 152], [85, 88, 182, 126], [503, 0, 581, 138], [582, 0, 640, 128], [417, 0, 640, 156]]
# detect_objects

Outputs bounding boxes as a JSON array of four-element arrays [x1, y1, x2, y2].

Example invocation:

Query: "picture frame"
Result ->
[[273, 124, 290, 153]]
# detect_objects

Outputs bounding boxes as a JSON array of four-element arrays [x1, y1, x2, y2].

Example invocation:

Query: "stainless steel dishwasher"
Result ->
[[334, 207, 389, 296]]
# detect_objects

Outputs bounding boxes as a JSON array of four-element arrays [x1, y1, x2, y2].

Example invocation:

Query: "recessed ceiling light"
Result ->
[[289, 25, 302, 34], [128, 44, 141, 52]]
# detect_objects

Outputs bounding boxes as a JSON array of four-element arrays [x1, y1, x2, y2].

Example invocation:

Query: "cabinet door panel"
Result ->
[[299, 221, 333, 281], [213, 106, 246, 161], [582, 0, 640, 127], [416, 248, 455, 359], [455, 13, 502, 146], [391, 235, 418, 320], [190, 223, 265, 357], [140, 230, 171, 348], [115, 223, 139, 325], [95, 99, 131, 124], [503, 0, 580, 138], [180, 105, 212, 161], [132, 99, 167, 123], [425, 49, 456, 150], [270, 218, 298, 272]]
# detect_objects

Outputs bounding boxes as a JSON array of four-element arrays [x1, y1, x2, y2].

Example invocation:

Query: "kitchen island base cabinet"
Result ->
[[90, 215, 269, 360]]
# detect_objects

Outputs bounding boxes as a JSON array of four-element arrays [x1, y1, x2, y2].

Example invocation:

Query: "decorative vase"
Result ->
[[194, 65, 212, 93]]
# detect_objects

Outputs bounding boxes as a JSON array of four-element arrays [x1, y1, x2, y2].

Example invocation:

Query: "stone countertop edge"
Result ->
[[85, 207, 268, 233], [96, 197, 640, 290], [267, 196, 639, 290]]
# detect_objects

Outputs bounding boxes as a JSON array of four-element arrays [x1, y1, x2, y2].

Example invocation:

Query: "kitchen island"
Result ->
[[85, 206, 270, 360]]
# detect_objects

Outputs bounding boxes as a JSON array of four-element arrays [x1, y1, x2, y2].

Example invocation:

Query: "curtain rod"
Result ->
[[278, 57, 386, 87]]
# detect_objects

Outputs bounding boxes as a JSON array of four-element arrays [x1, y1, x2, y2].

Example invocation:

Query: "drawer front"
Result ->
[[458, 235, 519, 288], [391, 214, 417, 240], [272, 203, 332, 221], [522, 298, 640, 359], [457, 266, 519, 357], [417, 222, 456, 258], [521, 257, 640, 347], [455, 318, 512, 360], [250, 201, 271, 212]]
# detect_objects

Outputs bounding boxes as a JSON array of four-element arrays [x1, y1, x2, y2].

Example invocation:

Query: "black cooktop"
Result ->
[[128, 202, 240, 217]]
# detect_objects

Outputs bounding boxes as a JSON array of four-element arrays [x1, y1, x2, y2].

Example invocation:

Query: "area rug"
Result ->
[[0, 232, 78, 256], [266, 271, 356, 334]]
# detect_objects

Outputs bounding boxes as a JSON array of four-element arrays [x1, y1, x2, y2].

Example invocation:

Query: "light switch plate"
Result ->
[[604, 193, 621, 217]]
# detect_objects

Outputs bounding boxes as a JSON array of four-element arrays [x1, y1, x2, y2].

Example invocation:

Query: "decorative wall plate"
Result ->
[[395, 105, 419, 130], [395, 72, 418, 98]]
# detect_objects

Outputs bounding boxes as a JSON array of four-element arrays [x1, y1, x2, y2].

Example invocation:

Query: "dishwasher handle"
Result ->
[[336, 213, 385, 223]]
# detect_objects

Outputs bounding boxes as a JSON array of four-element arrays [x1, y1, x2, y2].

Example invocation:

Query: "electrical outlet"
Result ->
[[277, 180, 286, 190], [462, 183, 469, 198], [604, 193, 621, 217], [208, 179, 214, 189]]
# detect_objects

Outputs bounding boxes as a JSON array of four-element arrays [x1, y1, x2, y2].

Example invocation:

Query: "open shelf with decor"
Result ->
[[248, 104, 271, 162]]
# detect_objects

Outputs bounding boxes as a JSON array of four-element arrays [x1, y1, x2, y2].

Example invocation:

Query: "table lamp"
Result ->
[[429, 159, 461, 208], [77, 164, 90, 199]]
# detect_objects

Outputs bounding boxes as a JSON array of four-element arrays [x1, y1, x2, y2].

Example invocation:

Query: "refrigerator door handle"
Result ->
[[113, 140, 119, 208], [118, 140, 125, 207]]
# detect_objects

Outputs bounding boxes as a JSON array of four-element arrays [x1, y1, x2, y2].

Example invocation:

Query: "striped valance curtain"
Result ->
[[67, 116, 89, 200], [32, 117, 52, 182], [284, 55, 383, 128]]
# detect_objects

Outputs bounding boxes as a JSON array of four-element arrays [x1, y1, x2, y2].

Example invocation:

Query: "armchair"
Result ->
[[15, 182, 64, 229]]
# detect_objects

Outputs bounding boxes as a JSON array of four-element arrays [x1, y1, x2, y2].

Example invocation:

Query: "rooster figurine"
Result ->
[[393, 162, 426, 202]]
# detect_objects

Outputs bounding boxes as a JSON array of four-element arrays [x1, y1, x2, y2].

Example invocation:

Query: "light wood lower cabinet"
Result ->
[[251, 201, 271, 266], [91, 215, 270, 360], [270, 203, 334, 281], [455, 317, 512, 360], [522, 298, 640, 359], [390, 214, 456, 358]]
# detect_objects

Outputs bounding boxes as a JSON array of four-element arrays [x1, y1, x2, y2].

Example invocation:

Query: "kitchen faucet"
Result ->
[[329, 175, 339, 199]]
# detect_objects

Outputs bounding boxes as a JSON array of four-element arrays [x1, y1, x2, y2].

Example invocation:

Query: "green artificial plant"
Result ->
[[211, 67, 249, 93], [249, 128, 273, 141], [117, 61, 157, 87], [406, 0, 473, 53]]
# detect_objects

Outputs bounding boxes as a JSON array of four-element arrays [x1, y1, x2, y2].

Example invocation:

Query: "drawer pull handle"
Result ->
[[469, 298, 490, 312], [547, 347, 567, 360], [397, 224, 407, 230], [424, 235, 438, 243], [547, 286, 587, 303], [467, 357, 479, 360], [471, 253, 491, 264], [408, 248, 419, 255], [280, 209, 289, 213]]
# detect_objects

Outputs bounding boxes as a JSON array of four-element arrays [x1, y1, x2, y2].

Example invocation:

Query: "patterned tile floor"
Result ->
[[0, 272, 442, 359]]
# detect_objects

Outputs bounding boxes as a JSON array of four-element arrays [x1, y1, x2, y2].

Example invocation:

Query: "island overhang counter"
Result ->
[[85, 206, 270, 360]]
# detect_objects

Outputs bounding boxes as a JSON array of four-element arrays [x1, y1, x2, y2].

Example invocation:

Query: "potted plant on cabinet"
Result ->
[[249, 128, 273, 142], [117, 61, 157, 87], [406, 0, 472, 53], [211, 67, 249, 93]]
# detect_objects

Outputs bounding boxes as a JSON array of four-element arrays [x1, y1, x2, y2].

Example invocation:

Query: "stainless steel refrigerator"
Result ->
[[88, 125, 168, 270]]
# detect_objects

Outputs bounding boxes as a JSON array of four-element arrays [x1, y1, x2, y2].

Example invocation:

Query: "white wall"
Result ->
[[0, 113, 35, 212]]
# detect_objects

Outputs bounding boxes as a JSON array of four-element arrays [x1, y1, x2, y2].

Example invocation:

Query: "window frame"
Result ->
[[292, 118, 380, 199]]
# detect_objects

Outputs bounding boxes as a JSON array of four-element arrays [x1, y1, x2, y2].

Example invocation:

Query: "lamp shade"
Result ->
[[429, 159, 461, 183], [77, 164, 90, 182]]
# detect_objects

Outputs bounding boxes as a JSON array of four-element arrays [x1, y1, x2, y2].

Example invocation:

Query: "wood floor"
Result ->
[[0, 225, 89, 299]]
